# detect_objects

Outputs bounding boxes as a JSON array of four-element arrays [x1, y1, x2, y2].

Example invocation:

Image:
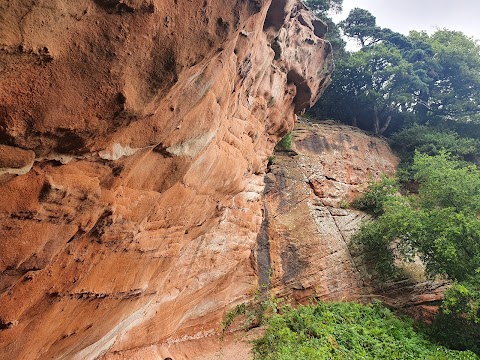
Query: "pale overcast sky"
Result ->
[[332, 0, 480, 40]]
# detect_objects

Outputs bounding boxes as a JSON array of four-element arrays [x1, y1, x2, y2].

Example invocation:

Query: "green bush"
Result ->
[[354, 152, 480, 280], [392, 125, 479, 159], [276, 132, 293, 150], [353, 152, 480, 353], [253, 301, 478, 359], [391, 125, 480, 182], [412, 151, 480, 214], [351, 175, 399, 216], [431, 280, 480, 354]]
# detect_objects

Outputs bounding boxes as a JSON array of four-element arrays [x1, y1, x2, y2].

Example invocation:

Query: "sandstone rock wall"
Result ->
[[168, 122, 444, 360], [263, 121, 447, 316], [0, 1, 332, 359], [263, 121, 400, 303]]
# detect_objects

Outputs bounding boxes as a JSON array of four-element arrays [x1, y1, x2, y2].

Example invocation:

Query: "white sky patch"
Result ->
[[331, 0, 480, 50]]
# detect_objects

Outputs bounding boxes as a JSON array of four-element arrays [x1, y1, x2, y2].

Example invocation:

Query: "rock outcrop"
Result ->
[[263, 121, 399, 303], [263, 121, 446, 314], [169, 122, 444, 359], [0, 1, 332, 359]]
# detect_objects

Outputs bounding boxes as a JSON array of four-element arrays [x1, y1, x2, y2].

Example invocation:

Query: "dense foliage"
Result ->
[[352, 152, 480, 353], [303, 0, 342, 15], [354, 152, 480, 281], [253, 301, 478, 359], [391, 125, 480, 161], [310, 8, 480, 135]]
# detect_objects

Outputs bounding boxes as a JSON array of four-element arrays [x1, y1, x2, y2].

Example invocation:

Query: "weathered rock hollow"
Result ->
[[0, 0, 333, 358]]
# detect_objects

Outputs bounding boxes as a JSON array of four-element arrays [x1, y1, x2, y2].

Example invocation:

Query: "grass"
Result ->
[[253, 301, 478, 360]]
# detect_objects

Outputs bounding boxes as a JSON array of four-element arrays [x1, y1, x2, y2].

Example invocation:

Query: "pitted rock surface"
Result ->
[[0, 1, 332, 359]]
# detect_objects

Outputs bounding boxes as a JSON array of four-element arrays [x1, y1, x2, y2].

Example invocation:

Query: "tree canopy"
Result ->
[[303, 0, 343, 15], [339, 7, 379, 47], [310, 8, 480, 135]]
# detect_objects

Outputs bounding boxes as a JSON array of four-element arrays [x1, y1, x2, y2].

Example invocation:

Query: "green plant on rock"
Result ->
[[276, 132, 293, 151], [267, 156, 276, 166], [222, 293, 284, 335], [351, 175, 399, 216], [222, 302, 247, 334], [338, 199, 349, 209]]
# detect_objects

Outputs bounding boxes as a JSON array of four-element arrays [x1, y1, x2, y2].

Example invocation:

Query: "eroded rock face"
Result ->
[[0, 1, 332, 359], [263, 121, 399, 302], [167, 122, 444, 359], [264, 121, 446, 316]]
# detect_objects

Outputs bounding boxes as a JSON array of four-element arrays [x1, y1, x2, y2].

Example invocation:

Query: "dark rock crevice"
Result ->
[[256, 199, 271, 290]]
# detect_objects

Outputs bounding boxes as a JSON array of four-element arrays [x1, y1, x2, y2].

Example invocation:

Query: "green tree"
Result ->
[[315, 42, 422, 134], [392, 125, 480, 161], [339, 7, 381, 47], [353, 152, 480, 353], [420, 30, 480, 125], [412, 151, 480, 214], [355, 152, 480, 281], [303, 0, 342, 15], [391, 125, 480, 182], [311, 10, 480, 136]]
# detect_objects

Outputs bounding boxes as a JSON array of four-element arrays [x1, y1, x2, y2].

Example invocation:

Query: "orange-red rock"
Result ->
[[264, 121, 446, 314], [263, 121, 400, 303], [0, 1, 332, 359]]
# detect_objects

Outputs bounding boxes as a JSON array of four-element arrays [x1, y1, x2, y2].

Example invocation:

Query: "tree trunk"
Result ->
[[373, 106, 380, 134], [378, 115, 392, 135], [373, 106, 391, 135]]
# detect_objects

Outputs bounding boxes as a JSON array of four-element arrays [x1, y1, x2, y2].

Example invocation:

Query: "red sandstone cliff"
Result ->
[[169, 122, 445, 359], [0, 0, 333, 359], [263, 121, 399, 303], [263, 120, 447, 316]]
